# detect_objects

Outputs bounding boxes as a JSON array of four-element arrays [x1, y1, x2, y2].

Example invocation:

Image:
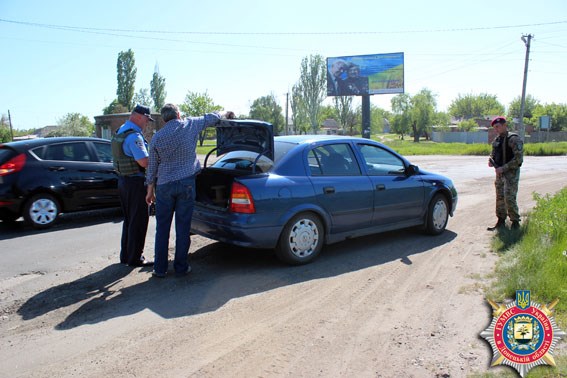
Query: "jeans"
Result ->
[[153, 177, 195, 275]]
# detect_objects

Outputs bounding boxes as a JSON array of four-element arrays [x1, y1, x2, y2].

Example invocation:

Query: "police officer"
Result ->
[[487, 116, 524, 230], [111, 104, 154, 266]]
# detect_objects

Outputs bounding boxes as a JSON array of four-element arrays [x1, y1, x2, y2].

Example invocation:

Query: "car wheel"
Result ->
[[276, 212, 324, 265], [426, 193, 449, 235], [24, 194, 60, 229]]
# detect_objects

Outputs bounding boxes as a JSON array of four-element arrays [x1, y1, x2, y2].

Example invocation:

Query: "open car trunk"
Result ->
[[195, 119, 274, 210]]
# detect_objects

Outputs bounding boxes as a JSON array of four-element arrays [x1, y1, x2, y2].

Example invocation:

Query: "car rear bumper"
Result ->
[[191, 209, 282, 249]]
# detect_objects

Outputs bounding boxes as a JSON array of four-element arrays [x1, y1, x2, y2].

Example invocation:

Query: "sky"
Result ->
[[1, 0, 566, 130]]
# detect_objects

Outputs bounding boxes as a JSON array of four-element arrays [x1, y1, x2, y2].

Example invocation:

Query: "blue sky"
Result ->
[[1, 0, 566, 129]]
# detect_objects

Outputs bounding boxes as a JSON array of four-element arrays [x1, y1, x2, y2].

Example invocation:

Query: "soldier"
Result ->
[[487, 116, 524, 230]]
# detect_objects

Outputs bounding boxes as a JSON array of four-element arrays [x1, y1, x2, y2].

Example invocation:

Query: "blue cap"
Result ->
[[133, 104, 155, 122]]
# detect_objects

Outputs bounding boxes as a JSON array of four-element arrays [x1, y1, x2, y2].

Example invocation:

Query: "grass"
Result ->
[[481, 188, 567, 377], [195, 135, 567, 157], [487, 189, 567, 318]]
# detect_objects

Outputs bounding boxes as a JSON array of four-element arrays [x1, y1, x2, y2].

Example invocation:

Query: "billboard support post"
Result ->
[[362, 95, 371, 138]]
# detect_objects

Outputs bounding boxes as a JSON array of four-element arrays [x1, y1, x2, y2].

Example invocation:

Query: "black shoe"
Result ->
[[511, 221, 520, 230], [487, 218, 506, 231], [128, 256, 154, 267], [152, 271, 166, 278]]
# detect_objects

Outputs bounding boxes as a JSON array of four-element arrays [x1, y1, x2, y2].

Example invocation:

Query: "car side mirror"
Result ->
[[407, 164, 419, 175]]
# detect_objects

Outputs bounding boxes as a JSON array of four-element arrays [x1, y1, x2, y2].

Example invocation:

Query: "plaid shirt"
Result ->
[[146, 113, 221, 186]]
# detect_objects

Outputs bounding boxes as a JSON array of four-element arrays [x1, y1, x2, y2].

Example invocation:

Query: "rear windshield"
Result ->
[[209, 141, 297, 174]]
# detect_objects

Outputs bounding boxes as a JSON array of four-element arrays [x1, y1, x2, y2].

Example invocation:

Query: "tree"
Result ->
[[391, 93, 412, 140], [333, 96, 358, 135], [296, 54, 327, 133], [249, 94, 285, 134], [290, 83, 309, 134], [132, 88, 152, 109], [508, 95, 539, 124], [47, 113, 94, 137], [0, 114, 12, 143], [116, 49, 137, 110], [531, 103, 567, 131], [318, 105, 337, 126], [103, 99, 129, 115], [457, 119, 478, 131], [180, 91, 223, 145], [410, 89, 437, 142], [448, 93, 504, 120], [370, 105, 390, 134], [150, 70, 167, 112]]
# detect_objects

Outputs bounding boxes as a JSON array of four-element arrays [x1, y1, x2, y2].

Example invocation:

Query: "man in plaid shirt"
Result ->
[[145, 103, 235, 277]]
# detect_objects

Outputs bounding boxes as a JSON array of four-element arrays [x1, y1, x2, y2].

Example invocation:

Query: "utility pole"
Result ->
[[285, 92, 289, 135], [8, 110, 14, 141], [519, 34, 533, 142]]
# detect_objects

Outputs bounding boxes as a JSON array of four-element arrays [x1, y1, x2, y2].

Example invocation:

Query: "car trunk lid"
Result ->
[[204, 120, 274, 167]]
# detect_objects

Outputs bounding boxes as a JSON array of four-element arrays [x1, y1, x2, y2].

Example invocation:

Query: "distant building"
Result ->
[[321, 119, 340, 135], [94, 112, 164, 142]]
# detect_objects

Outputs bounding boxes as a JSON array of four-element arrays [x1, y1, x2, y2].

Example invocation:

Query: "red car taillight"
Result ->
[[229, 182, 255, 214], [0, 153, 26, 176]]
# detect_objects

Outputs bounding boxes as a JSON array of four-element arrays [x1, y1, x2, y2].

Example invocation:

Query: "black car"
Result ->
[[0, 137, 120, 229]]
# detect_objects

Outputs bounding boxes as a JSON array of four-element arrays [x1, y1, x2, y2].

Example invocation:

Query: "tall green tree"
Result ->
[[249, 93, 285, 134], [410, 89, 437, 142], [180, 91, 223, 146], [297, 54, 327, 133], [150, 70, 167, 112], [290, 83, 309, 134], [391, 93, 412, 140], [132, 88, 152, 109], [116, 49, 137, 110], [47, 113, 94, 137], [448, 93, 504, 120], [370, 105, 390, 134]]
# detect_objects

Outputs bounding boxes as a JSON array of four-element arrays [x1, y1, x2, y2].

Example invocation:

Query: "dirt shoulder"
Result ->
[[1, 155, 566, 377]]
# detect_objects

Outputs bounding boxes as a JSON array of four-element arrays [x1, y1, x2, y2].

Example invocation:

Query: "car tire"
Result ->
[[23, 193, 60, 229], [425, 193, 449, 235], [276, 212, 324, 265]]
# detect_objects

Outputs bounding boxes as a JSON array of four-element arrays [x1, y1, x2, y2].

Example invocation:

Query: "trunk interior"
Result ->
[[195, 168, 242, 209]]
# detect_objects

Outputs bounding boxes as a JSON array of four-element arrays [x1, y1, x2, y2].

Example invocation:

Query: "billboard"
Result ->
[[327, 52, 404, 97]]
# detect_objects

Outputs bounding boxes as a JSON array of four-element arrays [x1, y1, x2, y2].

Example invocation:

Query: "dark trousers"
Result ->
[[118, 176, 149, 265]]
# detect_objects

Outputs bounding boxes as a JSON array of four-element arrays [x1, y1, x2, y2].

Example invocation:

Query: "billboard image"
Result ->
[[327, 52, 404, 97]]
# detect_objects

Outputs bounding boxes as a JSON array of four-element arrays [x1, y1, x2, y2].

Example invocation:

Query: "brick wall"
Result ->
[[94, 113, 165, 142]]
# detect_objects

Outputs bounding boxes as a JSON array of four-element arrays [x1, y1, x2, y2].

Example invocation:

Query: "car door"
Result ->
[[308, 142, 374, 233], [36, 141, 118, 209], [355, 143, 425, 226]]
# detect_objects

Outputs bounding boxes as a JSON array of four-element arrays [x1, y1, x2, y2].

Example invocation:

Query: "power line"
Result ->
[[1, 17, 566, 36]]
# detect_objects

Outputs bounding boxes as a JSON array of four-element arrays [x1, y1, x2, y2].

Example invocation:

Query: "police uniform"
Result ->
[[488, 117, 524, 229], [111, 108, 151, 266]]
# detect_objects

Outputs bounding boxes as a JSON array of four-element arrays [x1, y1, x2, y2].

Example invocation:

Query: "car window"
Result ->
[[93, 142, 113, 163], [357, 144, 406, 176], [309, 143, 360, 176], [41, 142, 94, 162]]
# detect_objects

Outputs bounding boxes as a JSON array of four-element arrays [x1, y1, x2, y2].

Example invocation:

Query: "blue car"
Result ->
[[192, 120, 457, 265]]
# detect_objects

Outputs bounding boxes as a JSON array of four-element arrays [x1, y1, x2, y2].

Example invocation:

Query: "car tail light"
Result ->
[[0, 153, 26, 176], [229, 182, 255, 214]]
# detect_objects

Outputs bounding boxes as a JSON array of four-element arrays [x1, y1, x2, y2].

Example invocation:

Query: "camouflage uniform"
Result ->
[[490, 131, 523, 222]]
